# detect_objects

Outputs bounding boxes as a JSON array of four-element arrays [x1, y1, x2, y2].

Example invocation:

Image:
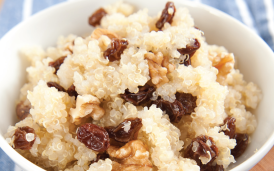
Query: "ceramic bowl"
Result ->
[[0, 0, 273, 170]]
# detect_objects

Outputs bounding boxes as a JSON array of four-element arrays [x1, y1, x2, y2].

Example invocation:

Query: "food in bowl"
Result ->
[[4, 1, 262, 171]]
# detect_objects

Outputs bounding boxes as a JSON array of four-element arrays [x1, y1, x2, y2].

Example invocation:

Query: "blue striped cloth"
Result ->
[[0, 0, 273, 170]]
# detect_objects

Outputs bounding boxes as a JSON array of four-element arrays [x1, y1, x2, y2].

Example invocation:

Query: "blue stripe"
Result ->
[[0, 148, 14, 171], [0, 0, 24, 38], [245, 0, 274, 50], [201, 0, 244, 23], [32, 0, 67, 14]]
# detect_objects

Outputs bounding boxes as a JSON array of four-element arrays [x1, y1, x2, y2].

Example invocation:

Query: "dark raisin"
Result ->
[[67, 84, 78, 99], [200, 164, 224, 171], [178, 39, 200, 55], [120, 84, 155, 106], [181, 54, 192, 66], [77, 123, 110, 152], [13, 126, 36, 150], [105, 118, 142, 143], [88, 8, 107, 27], [184, 135, 219, 168], [176, 92, 197, 115], [156, 2, 176, 30], [152, 99, 184, 123], [194, 26, 200, 30], [220, 117, 249, 158], [48, 56, 66, 74], [231, 133, 249, 158], [47, 82, 66, 92], [221, 117, 236, 139], [90, 152, 109, 164], [177, 39, 200, 66], [16, 102, 31, 121], [103, 38, 128, 62]]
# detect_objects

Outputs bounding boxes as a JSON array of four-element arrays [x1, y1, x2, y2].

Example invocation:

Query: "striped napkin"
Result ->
[[0, 0, 273, 170]]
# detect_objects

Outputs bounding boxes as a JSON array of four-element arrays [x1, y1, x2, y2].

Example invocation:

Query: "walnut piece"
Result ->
[[162, 55, 175, 73], [107, 140, 153, 171], [91, 28, 119, 40], [145, 52, 174, 87], [209, 52, 235, 85], [70, 94, 105, 124]]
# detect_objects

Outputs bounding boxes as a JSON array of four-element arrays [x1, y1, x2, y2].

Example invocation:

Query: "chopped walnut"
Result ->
[[107, 140, 153, 171], [91, 28, 119, 40], [162, 55, 175, 73], [145, 52, 174, 87], [70, 94, 105, 124], [209, 52, 235, 85]]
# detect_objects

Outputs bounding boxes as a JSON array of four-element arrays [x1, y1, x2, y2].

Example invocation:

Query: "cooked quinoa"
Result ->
[[5, 1, 261, 171]]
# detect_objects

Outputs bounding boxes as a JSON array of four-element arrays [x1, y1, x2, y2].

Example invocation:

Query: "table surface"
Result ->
[[0, 0, 273, 170]]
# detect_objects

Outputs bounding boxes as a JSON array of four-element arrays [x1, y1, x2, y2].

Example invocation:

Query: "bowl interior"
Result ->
[[0, 0, 273, 170]]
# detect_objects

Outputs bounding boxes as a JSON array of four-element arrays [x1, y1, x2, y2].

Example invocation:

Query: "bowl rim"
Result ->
[[0, 0, 273, 170]]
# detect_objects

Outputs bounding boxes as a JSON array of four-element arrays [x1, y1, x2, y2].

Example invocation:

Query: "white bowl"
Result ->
[[0, 0, 273, 170]]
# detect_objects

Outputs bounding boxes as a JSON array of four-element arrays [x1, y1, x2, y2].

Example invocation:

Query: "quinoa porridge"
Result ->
[[5, 1, 262, 171]]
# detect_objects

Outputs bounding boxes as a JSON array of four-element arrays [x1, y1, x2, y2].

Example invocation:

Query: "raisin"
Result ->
[[16, 102, 31, 120], [181, 54, 192, 66], [67, 84, 78, 99], [184, 135, 219, 169], [103, 38, 128, 62], [120, 84, 155, 106], [77, 123, 110, 152], [105, 118, 142, 143], [176, 92, 197, 115], [90, 152, 109, 164], [89, 8, 107, 27], [221, 117, 236, 139], [194, 26, 200, 30], [47, 82, 66, 92], [13, 126, 36, 150], [48, 56, 66, 74], [220, 117, 249, 158], [152, 99, 184, 123], [231, 133, 249, 158], [200, 164, 224, 171], [177, 39, 200, 66], [156, 2, 176, 30], [178, 39, 200, 55]]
